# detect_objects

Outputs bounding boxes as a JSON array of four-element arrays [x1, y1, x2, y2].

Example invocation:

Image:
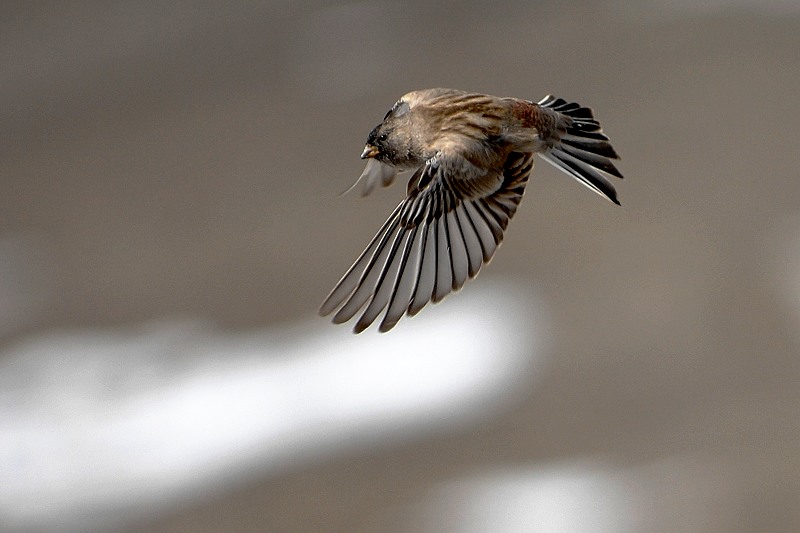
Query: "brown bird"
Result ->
[[320, 88, 623, 333]]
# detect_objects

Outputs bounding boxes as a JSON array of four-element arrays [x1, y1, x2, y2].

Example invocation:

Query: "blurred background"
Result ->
[[1, 1, 799, 532]]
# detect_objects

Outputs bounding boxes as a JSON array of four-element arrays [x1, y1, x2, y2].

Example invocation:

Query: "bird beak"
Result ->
[[361, 144, 380, 159]]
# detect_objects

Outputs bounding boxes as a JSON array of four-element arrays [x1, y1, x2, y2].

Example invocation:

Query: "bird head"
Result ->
[[360, 98, 422, 169]]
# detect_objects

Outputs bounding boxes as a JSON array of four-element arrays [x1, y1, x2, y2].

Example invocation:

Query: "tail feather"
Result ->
[[537, 94, 624, 205], [540, 151, 619, 205], [559, 141, 623, 178], [560, 136, 619, 160]]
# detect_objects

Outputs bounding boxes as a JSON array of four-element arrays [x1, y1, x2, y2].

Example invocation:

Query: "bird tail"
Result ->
[[537, 95, 623, 205]]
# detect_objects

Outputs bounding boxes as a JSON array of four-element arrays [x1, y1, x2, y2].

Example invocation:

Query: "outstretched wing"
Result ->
[[320, 151, 534, 333]]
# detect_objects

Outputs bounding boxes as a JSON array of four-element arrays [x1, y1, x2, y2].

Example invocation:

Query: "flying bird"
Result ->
[[320, 88, 623, 333]]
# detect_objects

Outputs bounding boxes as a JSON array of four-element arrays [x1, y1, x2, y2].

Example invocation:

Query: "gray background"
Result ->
[[2, 2, 799, 531]]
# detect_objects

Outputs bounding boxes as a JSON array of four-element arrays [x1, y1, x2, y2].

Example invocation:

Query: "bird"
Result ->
[[320, 88, 623, 333]]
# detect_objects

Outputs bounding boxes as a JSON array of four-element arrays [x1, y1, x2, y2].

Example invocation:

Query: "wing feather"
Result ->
[[455, 203, 484, 277], [320, 203, 403, 317], [433, 213, 454, 302], [321, 151, 534, 332], [408, 221, 437, 316], [379, 223, 426, 332], [446, 209, 469, 291], [353, 226, 412, 333], [463, 200, 500, 262]]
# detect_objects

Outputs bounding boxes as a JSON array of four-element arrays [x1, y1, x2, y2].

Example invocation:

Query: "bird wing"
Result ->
[[340, 158, 398, 197], [319, 150, 534, 333]]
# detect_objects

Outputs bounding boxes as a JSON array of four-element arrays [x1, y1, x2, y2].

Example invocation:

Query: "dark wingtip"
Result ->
[[377, 321, 396, 333]]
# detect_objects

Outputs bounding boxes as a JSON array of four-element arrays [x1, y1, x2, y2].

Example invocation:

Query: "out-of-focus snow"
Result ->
[[403, 454, 757, 533], [0, 282, 547, 532]]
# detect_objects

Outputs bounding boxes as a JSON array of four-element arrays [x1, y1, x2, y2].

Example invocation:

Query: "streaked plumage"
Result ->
[[320, 88, 623, 333]]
